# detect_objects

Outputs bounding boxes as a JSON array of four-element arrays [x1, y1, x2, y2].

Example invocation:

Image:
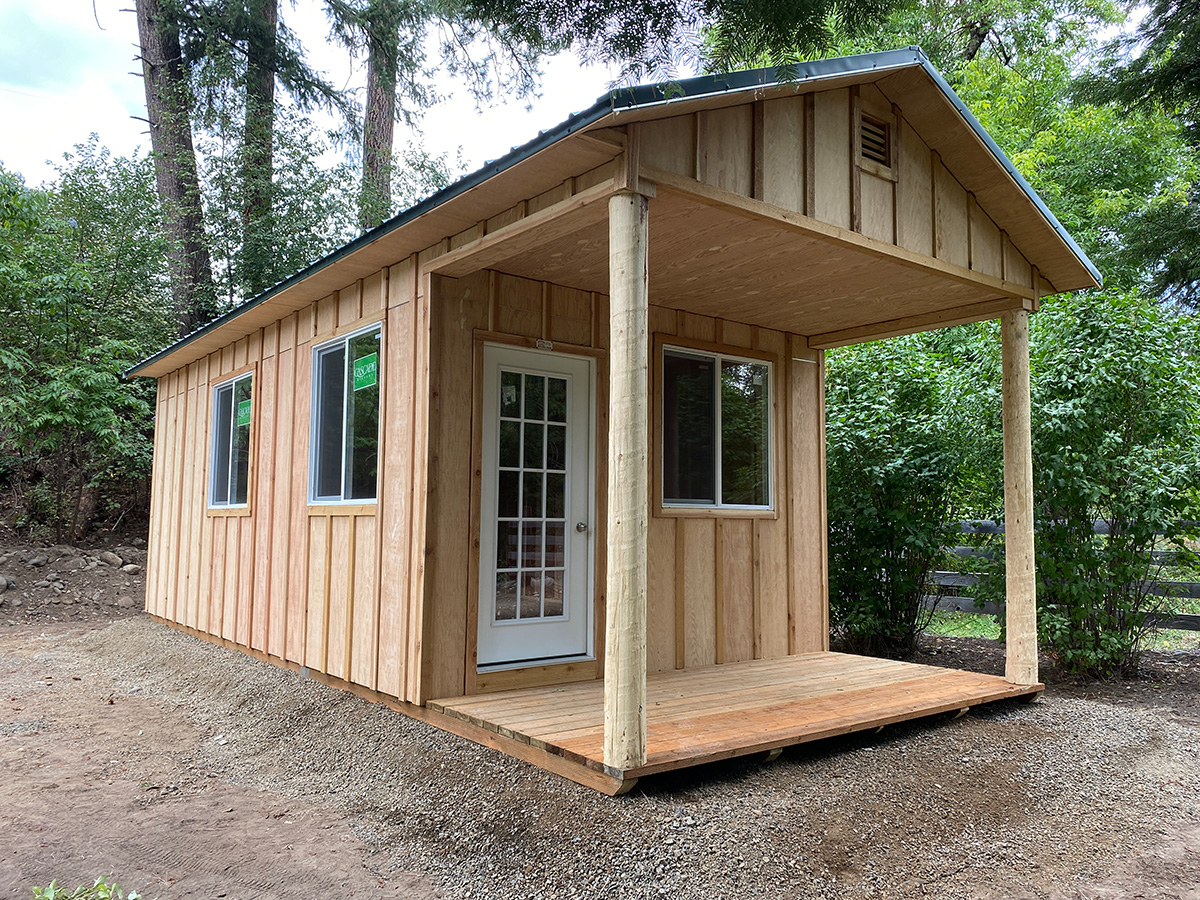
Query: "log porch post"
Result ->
[[1001, 308, 1038, 685], [604, 189, 650, 770]]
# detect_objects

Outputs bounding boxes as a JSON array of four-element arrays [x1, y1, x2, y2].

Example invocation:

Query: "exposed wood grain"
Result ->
[[306, 515, 329, 668], [426, 179, 614, 279], [432, 652, 1042, 789], [252, 327, 276, 652], [604, 190, 650, 770], [789, 339, 827, 653], [494, 271, 542, 338], [755, 330, 789, 659], [969, 198, 1004, 278], [268, 323, 295, 660], [721, 518, 755, 663], [933, 155, 969, 267], [640, 168, 1037, 305], [639, 114, 696, 178], [421, 272, 490, 701], [547, 282, 593, 345], [286, 326, 313, 663], [1002, 308, 1038, 686], [682, 518, 718, 667], [222, 517, 239, 641], [697, 106, 753, 197], [808, 296, 1031, 349], [813, 89, 851, 229], [407, 269, 433, 703], [860, 171, 895, 244]]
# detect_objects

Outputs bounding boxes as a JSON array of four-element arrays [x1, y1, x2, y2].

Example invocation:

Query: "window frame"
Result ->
[[208, 369, 255, 512], [308, 321, 384, 506], [656, 339, 775, 516]]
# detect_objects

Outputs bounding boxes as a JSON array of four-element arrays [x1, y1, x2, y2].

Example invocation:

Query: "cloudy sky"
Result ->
[[0, 0, 617, 186]]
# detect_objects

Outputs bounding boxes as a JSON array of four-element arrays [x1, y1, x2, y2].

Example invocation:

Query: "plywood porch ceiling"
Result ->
[[482, 187, 1016, 345]]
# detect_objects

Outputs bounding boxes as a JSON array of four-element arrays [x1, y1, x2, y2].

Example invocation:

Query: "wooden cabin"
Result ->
[[130, 49, 1100, 795]]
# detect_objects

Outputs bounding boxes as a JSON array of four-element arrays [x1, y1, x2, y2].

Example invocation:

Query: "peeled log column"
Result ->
[[1002, 309, 1038, 685], [604, 190, 650, 770]]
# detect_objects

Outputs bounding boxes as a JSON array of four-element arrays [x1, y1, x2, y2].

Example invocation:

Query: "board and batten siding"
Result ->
[[416, 269, 827, 703], [146, 261, 428, 704], [637, 82, 1038, 295]]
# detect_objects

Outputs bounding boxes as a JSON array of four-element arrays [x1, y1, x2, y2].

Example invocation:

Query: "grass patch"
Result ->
[[925, 609, 1001, 640], [1143, 627, 1200, 652], [924, 609, 1198, 651]]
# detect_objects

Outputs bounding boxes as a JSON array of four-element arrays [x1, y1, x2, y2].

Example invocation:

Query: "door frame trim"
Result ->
[[466, 337, 599, 683]]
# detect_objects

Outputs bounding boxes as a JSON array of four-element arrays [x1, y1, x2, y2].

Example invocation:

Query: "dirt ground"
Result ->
[[1, 534, 1198, 900]]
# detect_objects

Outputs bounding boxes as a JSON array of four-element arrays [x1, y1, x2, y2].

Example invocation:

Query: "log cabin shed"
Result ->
[[130, 48, 1100, 795]]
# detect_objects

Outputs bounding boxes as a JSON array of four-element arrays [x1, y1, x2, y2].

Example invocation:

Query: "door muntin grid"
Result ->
[[493, 369, 570, 624]]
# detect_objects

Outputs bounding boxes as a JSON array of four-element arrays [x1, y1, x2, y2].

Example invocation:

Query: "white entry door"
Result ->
[[477, 345, 594, 668]]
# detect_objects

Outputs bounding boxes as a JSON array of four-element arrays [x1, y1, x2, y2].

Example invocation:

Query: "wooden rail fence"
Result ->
[[928, 521, 1200, 633]]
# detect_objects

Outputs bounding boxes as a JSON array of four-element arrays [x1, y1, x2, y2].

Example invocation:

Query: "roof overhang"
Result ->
[[129, 48, 1099, 379]]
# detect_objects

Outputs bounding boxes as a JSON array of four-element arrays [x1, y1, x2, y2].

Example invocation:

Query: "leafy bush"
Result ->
[[1025, 291, 1200, 676], [825, 337, 975, 657], [33, 877, 142, 900]]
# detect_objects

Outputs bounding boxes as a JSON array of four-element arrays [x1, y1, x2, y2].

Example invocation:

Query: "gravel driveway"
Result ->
[[2, 616, 1197, 899]]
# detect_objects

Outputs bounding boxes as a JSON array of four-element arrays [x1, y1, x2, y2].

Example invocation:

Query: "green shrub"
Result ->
[[825, 337, 974, 657], [32, 877, 142, 900], [1025, 291, 1200, 676]]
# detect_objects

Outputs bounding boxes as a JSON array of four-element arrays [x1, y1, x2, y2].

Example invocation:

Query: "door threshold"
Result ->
[[477, 654, 595, 674]]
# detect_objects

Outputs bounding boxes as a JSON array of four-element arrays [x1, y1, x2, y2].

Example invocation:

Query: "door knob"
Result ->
[[575, 522, 588, 533]]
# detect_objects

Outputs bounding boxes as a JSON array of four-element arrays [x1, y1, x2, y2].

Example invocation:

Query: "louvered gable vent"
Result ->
[[860, 114, 890, 168]]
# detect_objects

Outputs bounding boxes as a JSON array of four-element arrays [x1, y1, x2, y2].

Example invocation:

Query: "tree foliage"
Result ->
[[954, 56, 1200, 298], [457, 0, 899, 78], [1075, 0, 1200, 306], [0, 148, 173, 539], [828, 0, 1120, 75]]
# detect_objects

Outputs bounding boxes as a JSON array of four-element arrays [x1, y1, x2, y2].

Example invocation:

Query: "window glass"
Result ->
[[314, 344, 346, 500], [720, 360, 769, 506], [345, 329, 381, 500], [662, 346, 771, 509], [312, 325, 381, 502], [210, 373, 252, 507], [662, 350, 715, 504]]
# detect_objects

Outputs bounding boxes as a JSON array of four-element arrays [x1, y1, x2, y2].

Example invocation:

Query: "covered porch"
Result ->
[[429, 653, 1042, 795]]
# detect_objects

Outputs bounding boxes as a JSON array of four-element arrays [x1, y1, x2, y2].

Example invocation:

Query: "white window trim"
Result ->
[[308, 321, 384, 506], [661, 344, 774, 512], [208, 371, 253, 509]]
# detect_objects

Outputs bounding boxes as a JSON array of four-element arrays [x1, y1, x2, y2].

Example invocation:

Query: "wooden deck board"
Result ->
[[430, 652, 1041, 791]]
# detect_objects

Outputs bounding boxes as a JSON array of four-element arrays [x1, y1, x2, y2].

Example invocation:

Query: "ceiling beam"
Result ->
[[423, 178, 616, 279], [643, 166, 1037, 303], [807, 295, 1033, 349]]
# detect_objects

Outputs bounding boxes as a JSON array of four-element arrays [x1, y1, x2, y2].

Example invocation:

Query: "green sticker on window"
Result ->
[[236, 398, 252, 427], [353, 352, 378, 391]]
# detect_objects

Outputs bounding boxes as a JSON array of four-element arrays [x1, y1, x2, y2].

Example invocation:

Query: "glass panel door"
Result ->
[[478, 347, 593, 667]]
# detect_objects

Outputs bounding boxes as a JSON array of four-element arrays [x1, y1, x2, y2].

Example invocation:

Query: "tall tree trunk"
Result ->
[[360, 0, 400, 230], [135, 0, 217, 336], [241, 0, 279, 298]]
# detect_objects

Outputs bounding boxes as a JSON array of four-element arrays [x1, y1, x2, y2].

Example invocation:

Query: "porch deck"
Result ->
[[428, 652, 1042, 794]]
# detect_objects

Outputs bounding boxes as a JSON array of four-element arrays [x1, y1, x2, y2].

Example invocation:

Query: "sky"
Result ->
[[0, 0, 620, 187]]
